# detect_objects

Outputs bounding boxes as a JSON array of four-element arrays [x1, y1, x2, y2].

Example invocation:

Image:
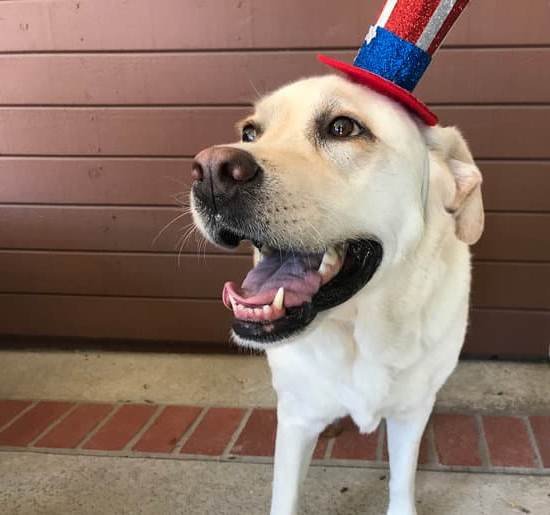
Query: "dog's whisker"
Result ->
[[152, 211, 189, 247]]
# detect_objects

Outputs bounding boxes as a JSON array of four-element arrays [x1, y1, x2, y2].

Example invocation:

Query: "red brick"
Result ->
[[382, 423, 432, 465], [313, 436, 329, 460], [433, 414, 481, 466], [0, 401, 74, 447], [182, 407, 243, 456], [35, 403, 114, 449], [134, 405, 202, 453], [331, 417, 380, 460], [0, 400, 33, 429], [83, 404, 156, 451], [529, 416, 550, 468], [231, 409, 276, 456], [483, 416, 537, 468]]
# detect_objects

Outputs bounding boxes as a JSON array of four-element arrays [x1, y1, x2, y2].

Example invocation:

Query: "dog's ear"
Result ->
[[446, 158, 484, 244], [426, 126, 484, 245]]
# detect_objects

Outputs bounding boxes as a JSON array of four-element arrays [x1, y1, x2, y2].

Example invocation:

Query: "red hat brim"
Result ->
[[318, 54, 438, 126]]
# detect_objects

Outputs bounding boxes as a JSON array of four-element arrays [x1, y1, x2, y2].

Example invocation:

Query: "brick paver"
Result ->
[[83, 404, 156, 451], [0, 401, 74, 447], [133, 405, 203, 453], [433, 414, 482, 466], [331, 417, 380, 461], [182, 407, 244, 456], [0, 399, 548, 475], [529, 416, 550, 468], [483, 416, 537, 468], [0, 400, 33, 428], [36, 403, 114, 449], [231, 409, 276, 457]]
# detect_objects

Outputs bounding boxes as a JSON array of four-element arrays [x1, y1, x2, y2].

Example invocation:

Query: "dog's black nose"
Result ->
[[192, 146, 261, 209]]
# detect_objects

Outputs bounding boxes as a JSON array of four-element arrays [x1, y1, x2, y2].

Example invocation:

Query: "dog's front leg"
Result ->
[[385, 400, 434, 515], [270, 410, 322, 515]]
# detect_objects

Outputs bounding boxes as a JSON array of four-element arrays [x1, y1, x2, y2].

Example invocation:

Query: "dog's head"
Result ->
[[190, 75, 484, 347]]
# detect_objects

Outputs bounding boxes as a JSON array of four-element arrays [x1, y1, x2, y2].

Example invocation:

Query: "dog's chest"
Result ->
[[266, 317, 399, 433]]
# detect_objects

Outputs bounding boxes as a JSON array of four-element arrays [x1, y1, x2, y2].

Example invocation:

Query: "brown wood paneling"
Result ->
[[478, 161, 550, 213], [3, 49, 550, 105], [463, 309, 550, 359], [0, 292, 545, 358], [418, 49, 550, 104], [472, 263, 550, 310], [1, 206, 548, 261], [1, 158, 550, 212], [1, 107, 550, 159], [0, 1, 548, 357], [3, 251, 550, 311], [0, 107, 247, 156], [0, 158, 190, 206], [0, 294, 232, 343], [0, 252, 250, 298], [473, 214, 550, 262], [1, 0, 548, 52], [434, 107, 550, 160], [0, 205, 229, 254]]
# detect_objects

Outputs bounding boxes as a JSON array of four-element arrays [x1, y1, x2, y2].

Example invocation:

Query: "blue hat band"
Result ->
[[353, 27, 431, 92]]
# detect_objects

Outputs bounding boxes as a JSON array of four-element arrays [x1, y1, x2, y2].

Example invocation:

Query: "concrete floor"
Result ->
[[0, 452, 549, 515], [1, 349, 549, 514], [0, 348, 549, 412]]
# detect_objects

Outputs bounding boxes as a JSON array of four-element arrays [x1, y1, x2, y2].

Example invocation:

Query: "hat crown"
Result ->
[[374, 0, 470, 56], [318, 0, 471, 125], [354, 0, 470, 92]]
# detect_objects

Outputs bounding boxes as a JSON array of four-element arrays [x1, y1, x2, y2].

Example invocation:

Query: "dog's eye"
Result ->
[[242, 124, 258, 143], [328, 117, 363, 138]]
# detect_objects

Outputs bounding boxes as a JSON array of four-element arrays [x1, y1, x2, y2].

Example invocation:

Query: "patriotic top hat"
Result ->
[[319, 0, 471, 126]]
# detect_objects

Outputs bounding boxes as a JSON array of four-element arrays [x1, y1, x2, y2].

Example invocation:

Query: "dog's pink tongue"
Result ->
[[222, 252, 323, 310]]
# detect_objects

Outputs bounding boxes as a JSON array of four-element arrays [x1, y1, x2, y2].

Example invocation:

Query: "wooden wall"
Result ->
[[0, 0, 548, 358]]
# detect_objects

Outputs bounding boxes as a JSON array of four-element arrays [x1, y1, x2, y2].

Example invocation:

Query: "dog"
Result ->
[[190, 74, 484, 515]]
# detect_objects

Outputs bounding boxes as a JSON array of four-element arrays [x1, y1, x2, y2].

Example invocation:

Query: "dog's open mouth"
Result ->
[[221, 235, 383, 344]]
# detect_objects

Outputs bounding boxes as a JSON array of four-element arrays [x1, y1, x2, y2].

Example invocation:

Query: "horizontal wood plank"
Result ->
[[1, 206, 548, 261], [2, 49, 549, 105], [435, 107, 550, 160], [0, 292, 545, 358], [0, 158, 191, 206], [2, 251, 549, 310], [0, 205, 231, 254], [0, 252, 250, 299], [463, 309, 550, 359], [478, 162, 550, 212], [0, 107, 247, 156], [471, 263, 550, 310], [1, 158, 549, 212], [473, 214, 550, 262], [0, 294, 232, 343], [1, 0, 548, 52], [1, 107, 549, 159]]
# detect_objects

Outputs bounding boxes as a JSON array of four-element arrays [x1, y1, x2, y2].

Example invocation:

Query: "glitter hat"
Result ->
[[318, 0, 471, 126]]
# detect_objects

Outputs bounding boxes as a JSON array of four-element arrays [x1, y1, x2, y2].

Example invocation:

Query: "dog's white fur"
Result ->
[[193, 75, 484, 515]]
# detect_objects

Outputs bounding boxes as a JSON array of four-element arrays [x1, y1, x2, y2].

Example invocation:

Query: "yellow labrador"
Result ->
[[191, 75, 483, 515]]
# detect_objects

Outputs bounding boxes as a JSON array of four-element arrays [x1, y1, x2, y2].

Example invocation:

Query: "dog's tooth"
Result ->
[[263, 305, 272, 316], [320, 247, 338, 268], [273, 287, 285, 310], [318, 262, 331, 277], [254, 308, 263, 318]]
